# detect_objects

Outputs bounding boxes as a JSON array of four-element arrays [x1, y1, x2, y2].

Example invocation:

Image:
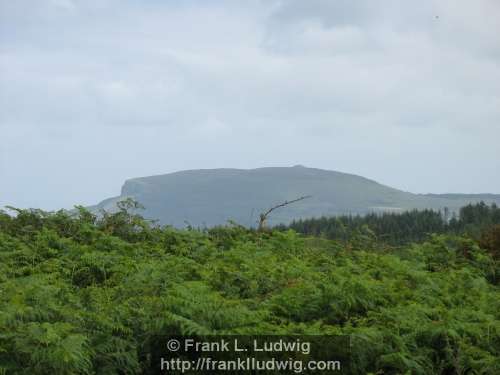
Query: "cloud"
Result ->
[[0, 0, 499, 210]]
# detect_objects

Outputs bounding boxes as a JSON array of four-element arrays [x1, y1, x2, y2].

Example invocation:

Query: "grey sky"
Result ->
[[1, 0, 499, 210]]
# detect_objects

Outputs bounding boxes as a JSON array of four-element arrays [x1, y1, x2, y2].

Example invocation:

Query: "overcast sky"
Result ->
[[1, 0, 499, 210]]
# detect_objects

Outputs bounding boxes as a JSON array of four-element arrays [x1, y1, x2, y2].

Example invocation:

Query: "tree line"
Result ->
[[278, 202, 500, 246]]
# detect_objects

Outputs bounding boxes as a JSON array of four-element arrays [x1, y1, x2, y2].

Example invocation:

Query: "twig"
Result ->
[[258, 195, 312, 231]]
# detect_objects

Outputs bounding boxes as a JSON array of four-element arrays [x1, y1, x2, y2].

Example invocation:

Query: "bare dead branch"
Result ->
[[258, 195, 312, 231]]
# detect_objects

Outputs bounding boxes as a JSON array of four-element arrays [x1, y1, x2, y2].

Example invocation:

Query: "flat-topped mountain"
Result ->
[[92, 166, 500, 227]]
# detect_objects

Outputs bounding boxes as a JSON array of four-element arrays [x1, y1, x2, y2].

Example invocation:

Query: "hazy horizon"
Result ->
[[1, 0, 499, 210]]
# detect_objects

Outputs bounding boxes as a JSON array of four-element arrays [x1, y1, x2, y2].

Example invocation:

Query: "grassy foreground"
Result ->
[[0, 205, 499, 374]]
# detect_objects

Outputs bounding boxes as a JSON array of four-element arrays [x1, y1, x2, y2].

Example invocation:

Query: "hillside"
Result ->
[[93, 166, 500, 227]]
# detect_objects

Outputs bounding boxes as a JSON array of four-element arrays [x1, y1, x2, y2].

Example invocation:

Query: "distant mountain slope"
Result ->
[[92, 166, 500, 227]]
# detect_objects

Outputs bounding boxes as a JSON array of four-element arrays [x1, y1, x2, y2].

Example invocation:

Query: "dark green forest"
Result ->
[[281, 202, 500, 246], [1, 201, 499, 374]]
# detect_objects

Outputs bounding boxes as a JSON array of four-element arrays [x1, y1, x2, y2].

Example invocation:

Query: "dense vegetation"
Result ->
[[282, 202, 500, 246], [1, 200, 499, 374]]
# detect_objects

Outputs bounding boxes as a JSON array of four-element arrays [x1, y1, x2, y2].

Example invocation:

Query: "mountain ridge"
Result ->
[[92, 166, 500, 227]]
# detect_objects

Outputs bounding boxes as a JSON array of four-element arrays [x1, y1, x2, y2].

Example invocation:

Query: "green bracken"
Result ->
[[0, 203, 499, 374]]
